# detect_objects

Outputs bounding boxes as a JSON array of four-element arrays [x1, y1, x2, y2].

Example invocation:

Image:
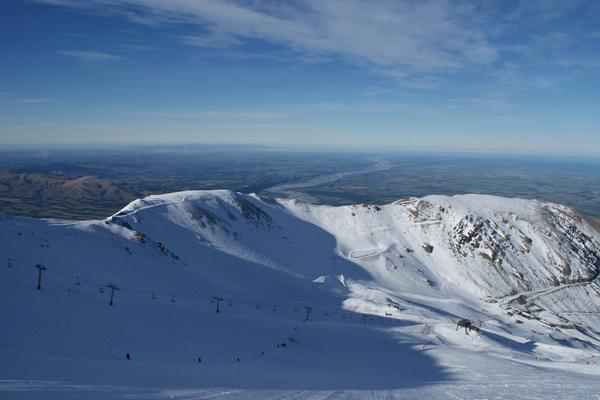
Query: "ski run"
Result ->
[[1, 190, 600, 399]]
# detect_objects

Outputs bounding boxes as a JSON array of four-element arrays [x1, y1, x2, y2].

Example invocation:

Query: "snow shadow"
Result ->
[[219, 325, 453, 391], [481, 330, 536, 354], [0, 324, 453, 397], [128, 193, 376, 306], [147, 323, 452, 391]]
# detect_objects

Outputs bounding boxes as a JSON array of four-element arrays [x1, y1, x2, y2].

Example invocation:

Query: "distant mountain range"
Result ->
[[0, 170, 138, 219]]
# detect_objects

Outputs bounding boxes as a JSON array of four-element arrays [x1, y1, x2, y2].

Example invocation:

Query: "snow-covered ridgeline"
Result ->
[[111, 190, 600, 299], [1, 190, 600, 399]]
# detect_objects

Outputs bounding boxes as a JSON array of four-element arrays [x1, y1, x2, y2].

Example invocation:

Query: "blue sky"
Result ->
[[1, 0, 599, 155]]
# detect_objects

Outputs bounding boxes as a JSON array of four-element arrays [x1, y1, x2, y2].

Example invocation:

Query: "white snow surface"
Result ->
[[1, 190, 600, 399]]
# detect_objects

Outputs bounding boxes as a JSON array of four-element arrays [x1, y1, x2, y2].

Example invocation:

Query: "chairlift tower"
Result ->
[[213, 296, 224, 313], [304, 306, 312, 322], [106, 283, 120, 306], [35, 263, 47, 290]]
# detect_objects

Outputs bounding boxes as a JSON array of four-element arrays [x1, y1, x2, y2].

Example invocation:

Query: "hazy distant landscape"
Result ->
[[1, 146, 598, 220]]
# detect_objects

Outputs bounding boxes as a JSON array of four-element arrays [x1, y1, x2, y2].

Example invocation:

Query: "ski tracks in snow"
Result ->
[[113, 194, 193, 220]]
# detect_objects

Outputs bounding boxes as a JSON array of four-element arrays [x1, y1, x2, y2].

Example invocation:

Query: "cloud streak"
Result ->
[[12, 98, 57, 104], [121, 109, 289, 120], [156, 110, 288, 120], [41, 0, 499, 84], [38, 0, 600, 89], [58, 50, 122, 62]]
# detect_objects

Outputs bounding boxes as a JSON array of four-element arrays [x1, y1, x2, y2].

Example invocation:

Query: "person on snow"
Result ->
[[456, 318, 472, 334]]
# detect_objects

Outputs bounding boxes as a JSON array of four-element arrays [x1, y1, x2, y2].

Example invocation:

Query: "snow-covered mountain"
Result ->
[[1, 190, 600, 399]]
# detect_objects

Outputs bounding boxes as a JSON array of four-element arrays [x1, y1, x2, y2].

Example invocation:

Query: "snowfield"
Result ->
[[1, 190, 599, 399]]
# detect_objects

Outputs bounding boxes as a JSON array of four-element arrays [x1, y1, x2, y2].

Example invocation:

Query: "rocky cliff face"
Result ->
[[445, 202, 599, 291]]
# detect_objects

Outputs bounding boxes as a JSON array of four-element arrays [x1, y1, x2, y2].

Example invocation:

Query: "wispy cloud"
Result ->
[[124, 109, 288, 120], [12, 97, 57, 104], [58, 50, 122, 62], [181, 31, 241, 48], [40, 0, 499, 86], [118, 44, 156, 51], [158, 110, 288, 119], [38, 0, 600, 89]]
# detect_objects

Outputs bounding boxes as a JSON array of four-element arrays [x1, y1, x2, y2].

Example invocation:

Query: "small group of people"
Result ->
[[126, 336, 294, 364]]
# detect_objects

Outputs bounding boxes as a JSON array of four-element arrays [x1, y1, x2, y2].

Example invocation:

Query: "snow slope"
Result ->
[[1, 190, 599, 399]]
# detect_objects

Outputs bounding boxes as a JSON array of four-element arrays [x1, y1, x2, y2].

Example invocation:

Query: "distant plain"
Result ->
[[0, 146, 598, 220]]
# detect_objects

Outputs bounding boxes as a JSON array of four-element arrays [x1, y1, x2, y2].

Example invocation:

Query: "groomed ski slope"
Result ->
[[1, 190, 599, 399]]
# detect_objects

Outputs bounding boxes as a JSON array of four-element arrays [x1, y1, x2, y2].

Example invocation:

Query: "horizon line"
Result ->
[[0, 142, 599, 160]]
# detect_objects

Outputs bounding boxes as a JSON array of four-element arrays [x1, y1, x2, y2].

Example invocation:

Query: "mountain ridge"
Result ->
[[0, 170, 138, 219], [1, 189, 600, 398], [106, 189, 600, 331]]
